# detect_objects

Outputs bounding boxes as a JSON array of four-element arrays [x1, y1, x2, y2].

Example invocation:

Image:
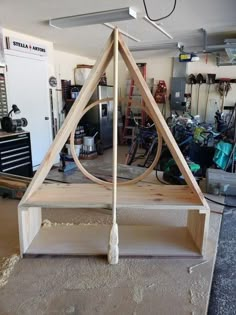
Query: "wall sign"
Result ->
[[6, 37, 47, 56]]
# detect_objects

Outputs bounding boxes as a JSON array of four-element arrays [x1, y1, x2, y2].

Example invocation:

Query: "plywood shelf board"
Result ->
[[21, 183, 206, 210], [26, 225, 201, 257]]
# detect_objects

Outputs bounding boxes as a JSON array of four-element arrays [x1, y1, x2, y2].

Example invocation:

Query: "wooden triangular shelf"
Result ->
[[18, 30, 209, 261]]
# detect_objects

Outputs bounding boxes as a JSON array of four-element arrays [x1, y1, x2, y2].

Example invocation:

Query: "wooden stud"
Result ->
[[18, 207, 42, 256], [108, 28, 119, 264], [187, 210, 210, 255]]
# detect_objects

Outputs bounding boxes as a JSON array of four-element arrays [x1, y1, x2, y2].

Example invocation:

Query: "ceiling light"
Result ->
[[103, 23, 140, 42], [143, 16, 173, 40], [129, 42, 179, 52], [49, 7, 137, 29]]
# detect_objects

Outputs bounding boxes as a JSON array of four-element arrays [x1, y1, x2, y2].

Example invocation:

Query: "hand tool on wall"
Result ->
[[196, 73, 204, 116], [187, 74, 196, 114], [204, 73, 216, 122], [216, 78, 232, 113]]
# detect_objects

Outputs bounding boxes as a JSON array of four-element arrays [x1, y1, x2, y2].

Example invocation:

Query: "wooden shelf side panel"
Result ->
[[18, 206, 42, 256], [187, 210, 210, 255]]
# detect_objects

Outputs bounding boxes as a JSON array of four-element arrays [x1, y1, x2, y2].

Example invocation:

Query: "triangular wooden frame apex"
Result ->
[[20, 29, 208, 210]]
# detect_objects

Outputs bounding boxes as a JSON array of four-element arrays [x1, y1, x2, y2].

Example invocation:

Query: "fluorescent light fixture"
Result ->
[[143, 16, 173, 40], [103, 22, 140, 42], [49, 7, 137, 29], [129, 42, 179, 52]]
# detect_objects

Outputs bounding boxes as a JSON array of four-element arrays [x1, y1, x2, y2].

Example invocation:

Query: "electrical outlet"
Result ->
[[210, 98, 219, 109]]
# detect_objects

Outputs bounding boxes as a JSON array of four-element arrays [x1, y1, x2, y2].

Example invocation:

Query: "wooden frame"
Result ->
[[69, 97, 163, 186], [18, 30, 209, 261]]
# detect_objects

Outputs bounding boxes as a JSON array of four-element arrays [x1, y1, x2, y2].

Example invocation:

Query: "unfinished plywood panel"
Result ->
[[22, 183, 205, 210], [18, 29, 209, 261], [26, 225, 200, 257]]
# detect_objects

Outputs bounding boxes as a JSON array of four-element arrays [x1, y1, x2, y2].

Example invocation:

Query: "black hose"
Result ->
[[204, 196, 236, 209], [143, 0, 177, 22]]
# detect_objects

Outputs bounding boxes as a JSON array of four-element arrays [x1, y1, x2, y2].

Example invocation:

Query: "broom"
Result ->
[[108, 28, 119, 264]]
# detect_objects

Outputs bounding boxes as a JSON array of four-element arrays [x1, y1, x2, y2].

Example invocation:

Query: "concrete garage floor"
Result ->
[[208, 191, 236, 315], [0, 149, 225, 314], [0, 195, 223, 314]]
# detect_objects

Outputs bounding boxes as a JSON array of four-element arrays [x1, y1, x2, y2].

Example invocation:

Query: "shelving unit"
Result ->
[[18, 29, 209, 262], [0, 73, 8, 119]]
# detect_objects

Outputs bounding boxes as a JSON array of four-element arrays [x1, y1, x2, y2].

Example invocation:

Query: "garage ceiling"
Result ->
[[0, 0, 236, 58]]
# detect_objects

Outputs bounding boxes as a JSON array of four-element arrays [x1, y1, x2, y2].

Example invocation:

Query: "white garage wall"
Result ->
[[107, 56, 173, 95], [187, 55, 236, 122], [106, 52, 236, 121], [106, 55, 173, 114], [53, 50, 95, 126], [3, 28, 96, 86], [2, 28, 96, 128], [54, 50, 94, 85], [2, 28, 235, 125], [2, 28, 54, 76]]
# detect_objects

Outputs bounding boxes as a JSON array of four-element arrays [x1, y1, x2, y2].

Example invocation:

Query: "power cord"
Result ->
[[155, 169, 170, 185], [155, 169, 236, 209], [143, 0, 177, 22], [204, 196, 236, 209]]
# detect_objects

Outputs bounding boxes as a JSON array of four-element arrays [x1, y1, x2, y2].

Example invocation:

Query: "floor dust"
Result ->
[[42, 219, 75, 228], [42, 219, 107, 228], [133, 286, 143, 304], [0, 254, 20, 288]]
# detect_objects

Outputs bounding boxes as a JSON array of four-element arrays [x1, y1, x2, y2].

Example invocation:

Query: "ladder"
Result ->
[[123, 63, 147, 143]]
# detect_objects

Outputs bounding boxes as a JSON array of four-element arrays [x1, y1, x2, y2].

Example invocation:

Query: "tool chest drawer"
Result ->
[[0, 131, 33, 177]]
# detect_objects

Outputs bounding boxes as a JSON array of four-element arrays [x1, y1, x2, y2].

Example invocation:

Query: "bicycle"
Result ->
[[125, 112, 158, 167]]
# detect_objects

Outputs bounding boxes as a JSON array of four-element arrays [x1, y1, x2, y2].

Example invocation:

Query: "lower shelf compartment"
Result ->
[[26, 225, 201, 257]]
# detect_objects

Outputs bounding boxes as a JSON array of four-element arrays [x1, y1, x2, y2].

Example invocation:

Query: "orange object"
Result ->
[[154, 80, 167, 104]]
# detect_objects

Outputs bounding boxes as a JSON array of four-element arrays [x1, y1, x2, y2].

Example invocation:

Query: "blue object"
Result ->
[[213, 141, 233, 169]]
